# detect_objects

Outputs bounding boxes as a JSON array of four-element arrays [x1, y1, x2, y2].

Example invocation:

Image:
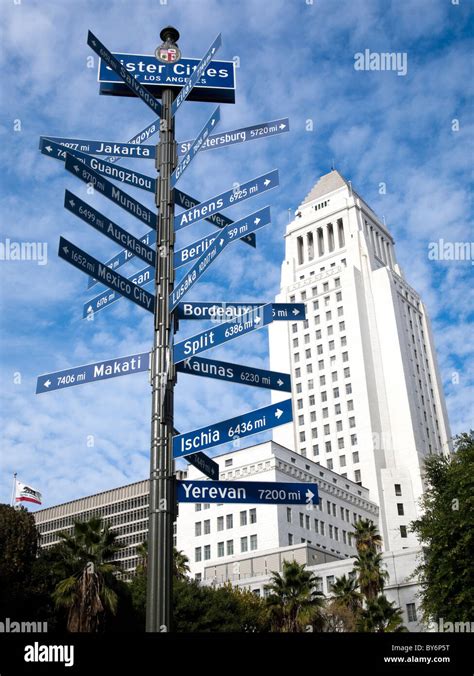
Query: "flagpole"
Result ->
[[10, 472, 17, 507]]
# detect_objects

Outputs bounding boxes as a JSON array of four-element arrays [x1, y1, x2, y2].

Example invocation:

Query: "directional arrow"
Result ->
[[277, 379, 284, 387], [305, 489, 315, 504], [264, 178, 271, 187], [45, 145, 52, 153], [275, 408, 283, 419], [44, 380, 51, 388]]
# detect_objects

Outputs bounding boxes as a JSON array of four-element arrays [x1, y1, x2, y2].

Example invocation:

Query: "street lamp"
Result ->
[[155, 26, 181, 64]]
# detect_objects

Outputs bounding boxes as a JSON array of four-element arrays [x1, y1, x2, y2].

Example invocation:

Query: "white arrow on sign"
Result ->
[[264, 179, 271, 187], [74, 164, 80, 173], [254, 217, 261, 225], [43, 380, 51, 388], [275, 408, 283, 419], [279, 124, 286, 130], [305, 489, 315, 503], [46, 145, 52, 153], [292, 308, 300, 315], [69, 199, 75, 208], [277, 379, 284, 387], [62, 245, 69, 254]]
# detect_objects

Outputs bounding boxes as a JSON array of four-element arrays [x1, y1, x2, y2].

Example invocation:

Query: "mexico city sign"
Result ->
[[173, 398, 293, 458]]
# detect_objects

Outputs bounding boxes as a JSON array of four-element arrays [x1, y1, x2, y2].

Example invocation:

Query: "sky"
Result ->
[[0, 0, 472, 508]]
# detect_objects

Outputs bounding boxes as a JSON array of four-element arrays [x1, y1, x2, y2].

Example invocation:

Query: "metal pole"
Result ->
[[146, 51, 177, 631]]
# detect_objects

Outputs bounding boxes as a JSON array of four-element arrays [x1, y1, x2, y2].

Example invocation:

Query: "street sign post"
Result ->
[[175, 169, 279, 231], [172, 34, 222, 115], [173, 304, 273, 363], [176, 301, 306, 321], [98, 52, 235, 105], [36, 352, 149, 393], [173, 398, 293, 458], [177, 480, 318, 505], [64, 191, 156, 267], [176, 356, 291, 392], [186, 452, 219, 481], [87, 31, 162, 116], [171, 106, 220, 187], [58, 236, 154, 313], [170, 206, 271, 310], [178, 118, 289, 156], [64, 153, 157, 228], [83, 265, 154, 318]]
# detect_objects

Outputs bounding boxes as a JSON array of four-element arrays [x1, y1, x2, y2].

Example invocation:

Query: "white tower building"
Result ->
[[269, 170, 452, 551]]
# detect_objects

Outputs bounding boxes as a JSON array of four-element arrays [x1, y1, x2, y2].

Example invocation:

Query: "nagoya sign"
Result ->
[[176, 356, 291, 392], [58, 237, 154, 313], [64, 153, 157, 228], [98, 53, 235, 105], [88, 31, 162, 116], [177, 481, 319, 505], [173, 398, 293, 458], [175, 169, 279, 231], [36, 352, 149, 393], [178, 118, 289, 157]]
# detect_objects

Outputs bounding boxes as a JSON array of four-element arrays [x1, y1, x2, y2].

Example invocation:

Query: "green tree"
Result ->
[[52, 517, 123, 632], [411, 431, 474, 623], [264, 560, 325, 632], [353, 550, 388, 602], [0, 504, 38, 618], [357, 595, 408, 633], [326, 574, 362, 631]]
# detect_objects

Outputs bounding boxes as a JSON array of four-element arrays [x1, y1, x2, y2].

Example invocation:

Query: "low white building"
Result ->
[[176, 441, 379, 580]]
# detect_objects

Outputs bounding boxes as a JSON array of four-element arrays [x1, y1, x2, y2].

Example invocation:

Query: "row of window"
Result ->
[[195, 535, 258, 561], [296, 223, 346, 265], [195, 509, 257, 536]]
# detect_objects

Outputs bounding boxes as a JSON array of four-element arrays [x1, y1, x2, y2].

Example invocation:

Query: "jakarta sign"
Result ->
[[98, 52, 236, 104]]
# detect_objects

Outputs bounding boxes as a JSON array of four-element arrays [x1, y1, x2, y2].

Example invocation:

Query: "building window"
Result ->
[[204, 520, 211, 535], [312, 428, 318, 439], [310, 411, 316, 422], [336, 291, 342, 302], [323, 407, 329, 419], [320, 521, 325, 536], [400, 526, 408, 538], [305, 515, 310, 529], [241, 537, 248, 552], [316, 329, 322, 339], [227, 540, 234, 555], [397, 503, 404, 516], [327, 575, 335, 591], [339, 321, 345, 331], [332, 371, 338, 382], [309, 395, 315, 406], [324, 424, 330, 435], [313, 444, 319, 456], [195, 522, 202, 537], [225, 459, 233, 467], [349, 417, 356, 428], [249, 509, 257, 524], [250, 534, 258, 551], [327, 459, 333, 470], [195, 547, 202, 562], [346, 383, 352, 395], [226, 515, 233, 529], [300, 432, 306, 442], [287, 508, 292, 523], [195, 504, 202, 512], [344, 367, 350, 378], [327, 325, 333, 336], [352, 451, 359, 463], [240, 510, 247, 526], [406, 603, 417, 622], [299, 513, 304, 527], [337, 307, 344, 317], [217, 542, 224, 557], [325, 441, 332, 453], [347, 399, 354, 411], [395, 484, 402, 496], [319, 360, 324, 371], [297, 399, 303, 410], [354, 470, 361, 483], [288, 533, 293, 545], [204, 545, 211, 560], [321, 390, 327, 402], [351, 434, 357, 446], [329, 525, 333, 539]]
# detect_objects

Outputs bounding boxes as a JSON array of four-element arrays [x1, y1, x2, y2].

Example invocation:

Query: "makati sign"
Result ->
[[98, 52, 236, 104]]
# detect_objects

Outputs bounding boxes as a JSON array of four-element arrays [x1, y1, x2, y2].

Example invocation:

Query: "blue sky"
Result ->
[[0, 0, 472, 508]]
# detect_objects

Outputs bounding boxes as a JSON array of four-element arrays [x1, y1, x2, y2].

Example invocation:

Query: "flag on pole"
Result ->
[[15, 480, 42, 505]]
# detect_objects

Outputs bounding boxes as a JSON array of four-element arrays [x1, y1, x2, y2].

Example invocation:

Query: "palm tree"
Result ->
[[357, 595, 408, 633], [353, 519, 382, 554], [264, 560, 325, 632], [174, 549, 190, 580], [353, 550, 389, 602], [52, 517, 123, 632], [328, 574, 363, 630]]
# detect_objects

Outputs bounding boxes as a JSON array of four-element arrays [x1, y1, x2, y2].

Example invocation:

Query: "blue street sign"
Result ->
[[170, 206, 271, 311], [173, 304, 274, 364], [175, 188, 255, 247], [83, 265, 154, 318], [176, 302, 306, 321], [172, 34, 222, 116], [173, 398, 293, 458], [171, 106, 220, 187], [41, 135, 154, 159], [87, 31, 162, 116], [176, 356, 291, 392], [98, 53, 235, 105], [177, 480, 318, 505], [175, 169, 279, 231], [58, 236, 154, 313], [64, 153, 157, 228], [64, 191, 156, 267], [178, 118, 290, 157], [36, 352, 149, 394], [86, 228, 219, 292], [186, 452, 220, 481], [104, 118, 160, 163], [40, 138, 155, 191]]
